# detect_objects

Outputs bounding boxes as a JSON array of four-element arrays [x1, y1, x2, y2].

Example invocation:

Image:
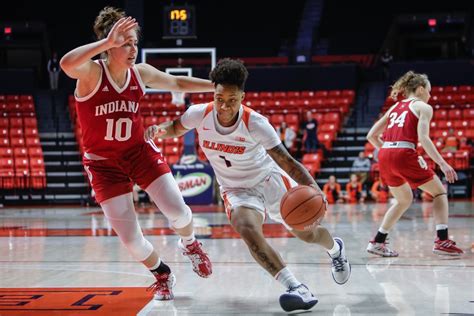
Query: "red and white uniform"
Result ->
[[378, 98, 434, 188], [75, 60, 169, 203]]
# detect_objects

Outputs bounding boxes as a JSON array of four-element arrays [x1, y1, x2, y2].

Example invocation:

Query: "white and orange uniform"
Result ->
[[181, 102, 296, 227]]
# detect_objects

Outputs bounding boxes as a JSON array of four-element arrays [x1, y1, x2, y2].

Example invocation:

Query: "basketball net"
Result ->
[[171, 91, 185, 105]]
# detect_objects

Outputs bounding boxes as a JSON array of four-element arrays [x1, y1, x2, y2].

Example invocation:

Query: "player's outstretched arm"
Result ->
[[144, 118, 190, 142], [137, 63, 214, 92], [267, 144, 323, 194], [61, 17, 137, 80]]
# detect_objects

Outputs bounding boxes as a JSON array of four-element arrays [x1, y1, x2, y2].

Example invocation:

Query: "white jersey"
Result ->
[[180, 102, 281, 188]]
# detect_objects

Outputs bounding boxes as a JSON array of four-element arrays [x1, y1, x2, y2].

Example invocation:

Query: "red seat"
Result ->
[[10, 137, 25, 147], [433, 109, 448, 120], [23, 117, 37, 128], [28, 147, 43, 158], [25, 136, 40, 146], [448, 109, 462, 120], [9, 128, 24, 138], [302, 153, 322, 177], [328, 90, 342, 97], [30, 170, 46, 189], [270, 114, 285, 126], [0, 118, 8, 128], [0, 147, 13, 158], [166, 154, 180, 165], [0, 159, 15, 189], [320, 123, 338, 133], [13, 147, 28, 158], [25, 128, 38, 137], [30, 157, 45, 170], [9, 117, 23, 128], [463, 108, 474, 118], [315, 91, 328, 98], [322, 112, 340, 123], [454, 150, 469, 170]]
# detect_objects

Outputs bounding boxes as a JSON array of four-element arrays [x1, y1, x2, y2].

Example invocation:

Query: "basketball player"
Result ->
[[60, 7, 213, 300], [366, 71, 463, 257], [145, 58, 351, 312]]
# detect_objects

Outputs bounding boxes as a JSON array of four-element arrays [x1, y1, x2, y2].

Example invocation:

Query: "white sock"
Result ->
[[275, 267, 301, 289], [181, 232, 196, 246], [326, 239, 341, 258], [378, 227, 389, 234], [436, 224, 448, 230], [149, 258, 161, 271]]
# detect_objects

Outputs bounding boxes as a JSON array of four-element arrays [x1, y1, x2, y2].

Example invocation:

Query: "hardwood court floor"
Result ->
[[0, 201, 473, 315]]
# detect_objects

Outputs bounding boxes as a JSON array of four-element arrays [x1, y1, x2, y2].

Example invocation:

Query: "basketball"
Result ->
[[280, 185, 326, 230]]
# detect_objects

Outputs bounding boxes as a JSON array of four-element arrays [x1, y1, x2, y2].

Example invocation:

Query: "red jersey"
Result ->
[[382, 98, 419, 144], [75, 60, 146, 159]]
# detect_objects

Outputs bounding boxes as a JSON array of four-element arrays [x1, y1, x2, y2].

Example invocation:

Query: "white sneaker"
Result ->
[[329, 237, 351, 285], [279, 284, 318, 312], [367, 240, 399, 257]]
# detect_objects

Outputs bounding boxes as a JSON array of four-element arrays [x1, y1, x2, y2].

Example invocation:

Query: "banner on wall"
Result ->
[[171, 157, 215, 205]]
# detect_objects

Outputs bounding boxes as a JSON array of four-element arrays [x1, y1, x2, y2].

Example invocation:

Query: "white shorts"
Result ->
[[220, 168, 297, 230]]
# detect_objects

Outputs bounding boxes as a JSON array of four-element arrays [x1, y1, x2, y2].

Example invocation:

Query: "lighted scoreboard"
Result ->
[[163, 5, 196, 39]]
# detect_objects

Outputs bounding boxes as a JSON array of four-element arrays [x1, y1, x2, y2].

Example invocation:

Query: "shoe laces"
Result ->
[[331, 254, 346, 272], [287, 284, 307, 293], [147, 273, 170, 293], [183, 241, 208, 262]]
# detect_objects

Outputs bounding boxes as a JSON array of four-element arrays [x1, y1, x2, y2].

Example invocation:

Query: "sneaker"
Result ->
[[178, 239, 212, 278], [148, 272, 176, 300], [433, 238, 464, 256], [367, 240, 399, 257], [279, 284, 318, 312], [329, 237, 351, 284]]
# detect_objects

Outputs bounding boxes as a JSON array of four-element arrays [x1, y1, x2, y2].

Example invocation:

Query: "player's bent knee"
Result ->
[[233, 222, 260, 240], [168, 205, 192, 229], [122, 236, 154, 262]]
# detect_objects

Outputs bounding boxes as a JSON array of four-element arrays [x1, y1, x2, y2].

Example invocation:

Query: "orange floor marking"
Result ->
[[0, 287, 150, 315]]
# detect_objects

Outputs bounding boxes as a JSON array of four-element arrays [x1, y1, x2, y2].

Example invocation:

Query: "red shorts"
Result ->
[[83, 143, 170, 203], [378, 148, 434, 189]]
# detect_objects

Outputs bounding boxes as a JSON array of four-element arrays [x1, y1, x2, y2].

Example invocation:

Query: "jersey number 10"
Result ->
[[387, 111, 408, 129], [104, 118, 132, 141]]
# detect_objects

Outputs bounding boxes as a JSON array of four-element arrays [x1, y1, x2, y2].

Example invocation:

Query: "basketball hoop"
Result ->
[[171, 91, 186, 105]]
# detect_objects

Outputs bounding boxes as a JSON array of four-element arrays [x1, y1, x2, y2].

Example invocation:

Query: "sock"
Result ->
[[374, 229, 388, 243], [436, 224, 448, 241], [150, 259, 171, 276], [326, 239, 341, 258], [275, 267, 301, 289], [181, 232, 196, 246]]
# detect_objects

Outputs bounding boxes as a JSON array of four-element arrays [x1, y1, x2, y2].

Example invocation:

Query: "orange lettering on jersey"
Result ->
[[201, 139, 246, 155]]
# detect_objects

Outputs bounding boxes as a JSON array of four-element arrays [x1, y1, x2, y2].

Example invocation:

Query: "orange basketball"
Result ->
[[280, 185, 326, 230]]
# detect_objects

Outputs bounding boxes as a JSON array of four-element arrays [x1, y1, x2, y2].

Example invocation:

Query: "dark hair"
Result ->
[[209, 58, 248, 91], [93, 6, 141, 40]]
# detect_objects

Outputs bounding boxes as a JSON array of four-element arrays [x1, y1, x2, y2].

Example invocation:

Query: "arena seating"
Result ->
[[0, 94, 46, 190], [69, 89, 355, 176]]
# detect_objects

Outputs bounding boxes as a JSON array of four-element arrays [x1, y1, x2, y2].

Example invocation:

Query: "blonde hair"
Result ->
[[93, 6, 141, 40], [390, 71, 429, 100]]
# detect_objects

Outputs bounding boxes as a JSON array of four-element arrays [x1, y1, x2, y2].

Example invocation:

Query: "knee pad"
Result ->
[[146, 173, 193, 229], [120, 233, 154, 262], [101, 193, 154, 261]]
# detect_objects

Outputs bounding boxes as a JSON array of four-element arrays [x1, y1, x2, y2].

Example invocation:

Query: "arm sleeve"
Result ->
[[180, 104, 207, 130], [249, 114, 281, 149]]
